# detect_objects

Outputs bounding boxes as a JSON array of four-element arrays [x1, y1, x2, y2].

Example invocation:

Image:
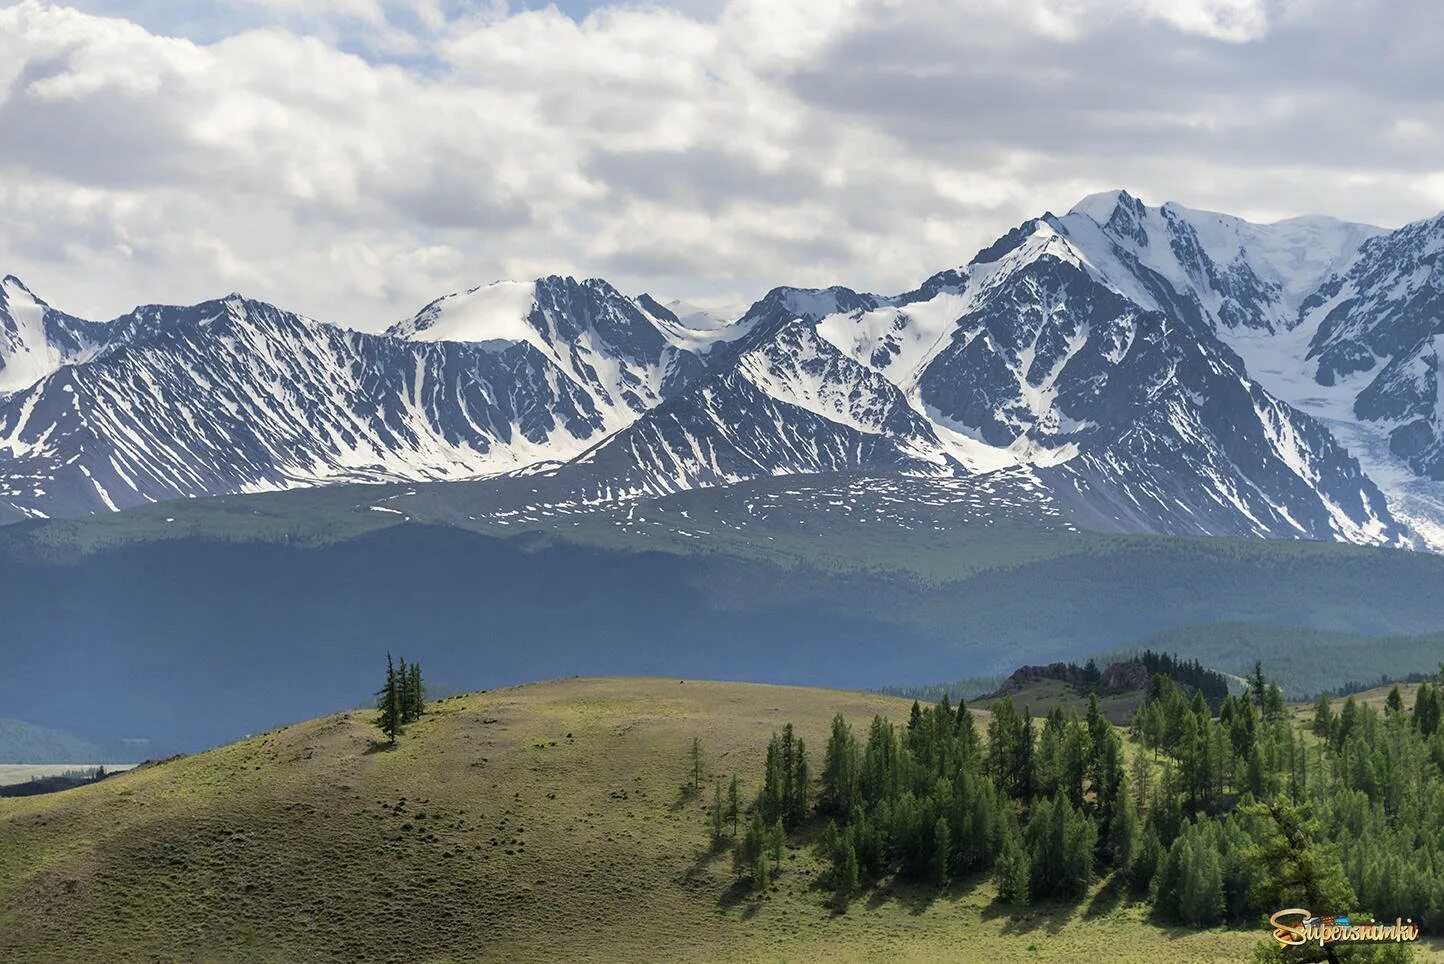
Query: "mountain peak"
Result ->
[[1069, 189, 1145, 225], [2, 274, 35, 296]]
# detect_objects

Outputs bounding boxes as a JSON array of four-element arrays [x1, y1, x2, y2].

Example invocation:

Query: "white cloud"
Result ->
[[0, 0, 1441, 331]]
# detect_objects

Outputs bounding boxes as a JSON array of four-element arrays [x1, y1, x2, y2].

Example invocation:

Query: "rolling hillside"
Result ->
[[0, 677, 1266, 962]]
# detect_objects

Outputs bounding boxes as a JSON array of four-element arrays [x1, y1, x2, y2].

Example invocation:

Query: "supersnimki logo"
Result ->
[[1269, 908, 1421, 949]]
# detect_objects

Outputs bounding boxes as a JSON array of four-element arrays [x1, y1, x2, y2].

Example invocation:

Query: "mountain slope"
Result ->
[[1044, 192, 1444, 543], [0, 294, 616, 517], [549, 321, 959, 499], [0, 276, 113, 395], [813, 218, 1402, 542]]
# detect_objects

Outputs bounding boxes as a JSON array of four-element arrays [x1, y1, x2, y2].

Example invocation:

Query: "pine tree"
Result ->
[[1311, 693, 1334, 737], [1249, 661, 1269, 709], [1333, 695, 1359, 750], [788, 739, 809, 827], [690, 736, 703, 791], [735, 810, 770, 891], [780, 724, 795, 819], [396, 656, 409, 718], [1385, 685, 1404, 717], [1415, 682, 1441, 736], [407, 661, 424, 722], [375, 651, 403, 744], [1258, 683, 1283, 723], [821, 714, 860, 817], [929, 815, 951, 885]]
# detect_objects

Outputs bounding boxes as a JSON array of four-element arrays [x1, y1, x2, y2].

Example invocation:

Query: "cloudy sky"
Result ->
[[2, 0, 1443, 330]]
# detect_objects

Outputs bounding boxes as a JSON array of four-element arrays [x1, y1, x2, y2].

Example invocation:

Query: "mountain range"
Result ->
[[3, 189, 1442, 548]]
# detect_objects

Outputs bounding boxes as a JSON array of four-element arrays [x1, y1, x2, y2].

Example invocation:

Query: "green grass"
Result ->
[[0, 677, 1298, 962]]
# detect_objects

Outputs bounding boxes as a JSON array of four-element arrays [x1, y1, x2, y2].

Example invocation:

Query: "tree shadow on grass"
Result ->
[[863, 878, 942, 916], [363, 740, 399, 754], [979, 896, 1075, 938], [717, 878, 766, 919], [678, 839, 730, 886], [1082, 872, 1129, 919]]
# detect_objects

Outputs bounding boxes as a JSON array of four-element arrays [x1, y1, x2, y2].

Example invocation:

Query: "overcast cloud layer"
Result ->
[[2, 0, 1443, 330]]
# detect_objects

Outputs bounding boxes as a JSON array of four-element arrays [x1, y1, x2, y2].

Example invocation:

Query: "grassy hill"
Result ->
[[0, 678, 1269, 962], [977, 677, 1152, 726]]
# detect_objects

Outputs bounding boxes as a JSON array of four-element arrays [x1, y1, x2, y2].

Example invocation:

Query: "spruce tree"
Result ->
[[1385, 685, 1404, 716], [821, 714, 860, 817], [1415, 682, 1441, 736], [1311, 693, 1334, 737], [375, 651, 402, 744], [1333, 695, 1359, 750], [1249, 661, 1269, 709], [929, 815, 951, 885], [1263, 683, 1286, 723], [788, 739, 809, 827], [407, 661, 424, 721], [396, 656, 409, 717]]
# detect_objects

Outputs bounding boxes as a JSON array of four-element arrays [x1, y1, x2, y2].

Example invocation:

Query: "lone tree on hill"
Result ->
[[690, 737, 703, 791], [376, 651, 403, 745]]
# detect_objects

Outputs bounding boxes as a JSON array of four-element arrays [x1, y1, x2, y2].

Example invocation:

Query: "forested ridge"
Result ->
[[717, 667, 1444, 962]]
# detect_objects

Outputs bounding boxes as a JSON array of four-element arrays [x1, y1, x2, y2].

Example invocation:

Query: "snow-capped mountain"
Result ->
[[1, 188, 1441, 547], [0, 276, 113, 394], [551, 320, 961, 500], [1057, 190, 1383, 336], [1046, 191, 1444, 543], [386, 275, 716, 425], [1301, 215, 1444, 476], [0, 293, 628, 517]]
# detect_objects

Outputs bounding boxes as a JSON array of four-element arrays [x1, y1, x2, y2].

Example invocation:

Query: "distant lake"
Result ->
[[0, 763, 138, 788]]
